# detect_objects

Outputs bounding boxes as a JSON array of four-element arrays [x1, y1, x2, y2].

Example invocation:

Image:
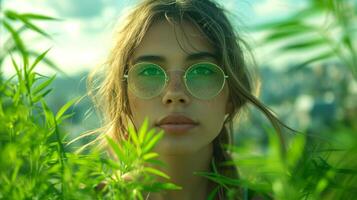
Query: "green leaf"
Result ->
[[143, 128, 156, 146], [145, 159, 167, 168], [133, 191, 144, 200], [287, 134, 306, 167], [100, 157, 121, 169], [277, 37, 327, 53], [194, 171, 250, 190], [1, 75, 16, 97], [55, 97, 79, 121], [3, 88, 13, 97], [5, 10, 50, 38], [194, 172, 229, 189], [142, 130, 164, 154], [128, 122, 140, 147], [211, 158, 219, 173], [32, 89, 52, 103], [11, 165, 20, 182], [4, 10, 18, 20], [21, 13, 60, 21], [311, 0, 335, 11], [41, 100, 55, 127], [21, 18, 50, 38], [105, 136, 126, 165], [143, 167, 170, 179], [28, 51, 66, 75], [138, 117, 149, 144], [1, 174, 11, 185], [263, 27, 313, 44], [144, 182, 182, 191], [142, 152, 159, 161], [3, 20, 28, 66], [56, 113, 75, 124], [32, 75, 56, 95], [28, 72, 35, 88], [141, 129, 156, 153], [156, 182, 182, 190], [252, 19, 302, 31], [1, 25, 26, 51], [10, 55, 23, 104], [10, 54, 22, 81], [29, 48, 52, 73], [207, 186, 220, 200]]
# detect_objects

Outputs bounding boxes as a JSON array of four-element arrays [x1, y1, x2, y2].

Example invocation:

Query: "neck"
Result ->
[[147, 144, 215, 200]]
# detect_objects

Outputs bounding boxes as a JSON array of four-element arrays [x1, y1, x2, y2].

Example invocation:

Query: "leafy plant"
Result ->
[[0, 9, 63, 73], [1, 4, 356, 200], [0, 9, 179, 200], [102, 119, 181, 199], [197, 126, 357, 200], [233, 1, 357, 198], [253, 0, 357, 78], [0, 53, 179, 199]]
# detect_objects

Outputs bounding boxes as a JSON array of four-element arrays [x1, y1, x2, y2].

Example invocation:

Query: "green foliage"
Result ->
[[253, 0, 357, 78], [0, 52, 179, 198], [0, 9, 64, 73], [0, 57, 178, 199], [243, 1, 357, 197], [1, 5, 356, 200], [0, 9, 179, 200], [196, 127, 357, 200], [103, 120, 181, 199]]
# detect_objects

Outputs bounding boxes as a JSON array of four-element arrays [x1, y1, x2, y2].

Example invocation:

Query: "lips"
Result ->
[[156, 114, 198, 133]]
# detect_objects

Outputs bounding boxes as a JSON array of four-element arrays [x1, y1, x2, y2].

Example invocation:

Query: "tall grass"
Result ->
[[1, 5, 356, 200]]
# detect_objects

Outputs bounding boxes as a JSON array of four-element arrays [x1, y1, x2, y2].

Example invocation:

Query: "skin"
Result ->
[[128, 19, 231, 200]]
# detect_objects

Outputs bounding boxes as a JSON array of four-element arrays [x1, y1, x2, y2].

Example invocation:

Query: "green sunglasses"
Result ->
[[123, 62, 228, 100]]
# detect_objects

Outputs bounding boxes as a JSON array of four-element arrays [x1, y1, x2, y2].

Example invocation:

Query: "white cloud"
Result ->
[[2, 0, 132, 76]]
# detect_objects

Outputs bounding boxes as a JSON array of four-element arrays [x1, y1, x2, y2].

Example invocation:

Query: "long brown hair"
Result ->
[[81, 0, 295, 198]]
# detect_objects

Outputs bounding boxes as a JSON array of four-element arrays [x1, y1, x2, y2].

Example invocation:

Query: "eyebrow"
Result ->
[[132, 52, 218, 64]]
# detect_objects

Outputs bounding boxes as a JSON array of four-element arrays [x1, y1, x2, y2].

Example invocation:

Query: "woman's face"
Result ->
[[128, 19, 231, 155]]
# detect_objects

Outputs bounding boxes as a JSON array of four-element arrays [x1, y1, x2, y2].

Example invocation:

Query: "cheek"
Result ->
[[128, 93, 158, 129], [208, 86, 229, 116], [198, 90, 229, 137]]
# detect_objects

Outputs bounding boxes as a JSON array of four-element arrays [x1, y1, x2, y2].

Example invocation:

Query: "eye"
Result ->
[[139, 67, 162, 76], [190, 66, 214, 75]]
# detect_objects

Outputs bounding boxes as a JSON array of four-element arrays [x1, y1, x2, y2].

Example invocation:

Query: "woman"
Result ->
[[87, 0, 292, 199]]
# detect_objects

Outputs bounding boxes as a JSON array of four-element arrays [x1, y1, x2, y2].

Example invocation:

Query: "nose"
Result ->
[[161, 70, 190, 105]]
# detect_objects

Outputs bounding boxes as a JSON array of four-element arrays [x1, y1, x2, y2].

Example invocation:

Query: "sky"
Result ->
[[1, 0, 307, 76]]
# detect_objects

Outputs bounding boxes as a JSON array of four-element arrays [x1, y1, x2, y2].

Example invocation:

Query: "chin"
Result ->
[[154, 141, 198, 155]]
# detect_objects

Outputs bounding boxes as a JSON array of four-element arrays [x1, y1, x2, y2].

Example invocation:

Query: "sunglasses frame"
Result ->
[[123, 62, 229, 100]]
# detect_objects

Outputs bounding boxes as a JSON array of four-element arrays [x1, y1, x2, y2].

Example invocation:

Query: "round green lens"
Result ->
[[128, 63, 166, 99], [185, 63, 226, 99]]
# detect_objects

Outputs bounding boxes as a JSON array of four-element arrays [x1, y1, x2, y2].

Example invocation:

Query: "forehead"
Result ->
[[131, 19, 216, 65]]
